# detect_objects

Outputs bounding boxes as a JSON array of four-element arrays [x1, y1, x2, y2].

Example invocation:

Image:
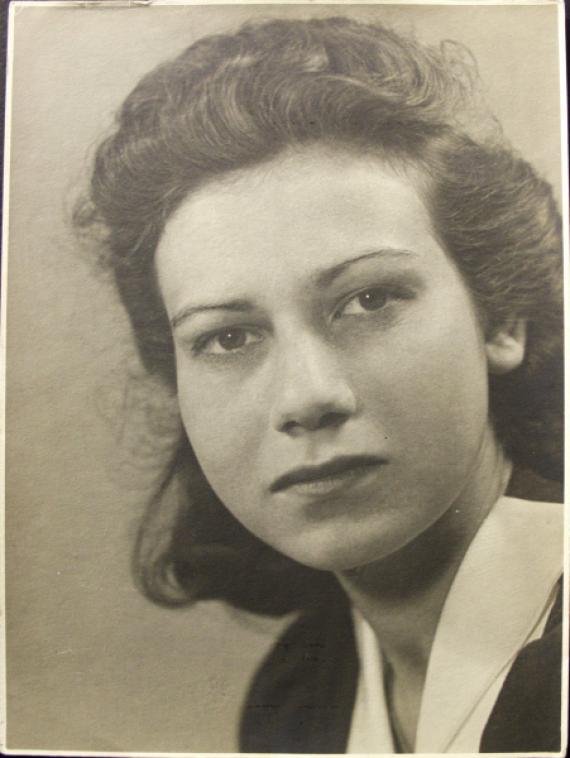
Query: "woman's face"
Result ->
[[156, 148, 505, 572]]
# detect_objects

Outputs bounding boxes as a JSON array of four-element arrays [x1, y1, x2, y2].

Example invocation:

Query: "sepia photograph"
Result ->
[[2, 0, 567, 755]]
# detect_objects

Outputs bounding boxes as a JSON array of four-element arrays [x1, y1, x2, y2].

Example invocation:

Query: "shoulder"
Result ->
[[480, 579, 564, 753], [239, 594, 357, 753]]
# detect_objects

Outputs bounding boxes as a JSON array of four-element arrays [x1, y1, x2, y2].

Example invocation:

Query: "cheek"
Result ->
[[175, 359, 265, 502], [356, 292, 489, 446]]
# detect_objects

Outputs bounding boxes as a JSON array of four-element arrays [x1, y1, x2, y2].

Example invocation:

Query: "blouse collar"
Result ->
[[350, 496, 563, 754]]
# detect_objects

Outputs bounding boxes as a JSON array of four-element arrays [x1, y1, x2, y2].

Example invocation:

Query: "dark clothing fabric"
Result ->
[[480, 581, 563, 753], [240, 588, 354, 754]]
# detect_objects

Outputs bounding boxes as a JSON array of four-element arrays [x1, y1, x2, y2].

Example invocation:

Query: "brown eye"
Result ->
[[217, 329, 247, 351], [338, 287, 390, 317], [195, 327, 264, 356], [358, 289, 388, 311]]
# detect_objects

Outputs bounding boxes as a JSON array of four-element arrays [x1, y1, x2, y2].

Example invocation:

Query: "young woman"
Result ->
[[76, 16, 564, 753]]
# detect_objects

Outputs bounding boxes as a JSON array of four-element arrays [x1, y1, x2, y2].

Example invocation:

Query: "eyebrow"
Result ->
[[171, 299, 252, 329], [170, 248, 415, 329], [314, 248, 414, 288]]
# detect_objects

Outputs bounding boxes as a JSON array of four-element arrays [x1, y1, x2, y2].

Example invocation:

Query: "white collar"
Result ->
[[349, 496, 564, 754]]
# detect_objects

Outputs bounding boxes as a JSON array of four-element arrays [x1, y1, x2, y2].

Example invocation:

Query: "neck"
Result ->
[[336, 428, 511, 674]]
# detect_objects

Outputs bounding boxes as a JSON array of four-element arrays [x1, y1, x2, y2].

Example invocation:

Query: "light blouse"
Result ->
[[347, 496, 564, 754]]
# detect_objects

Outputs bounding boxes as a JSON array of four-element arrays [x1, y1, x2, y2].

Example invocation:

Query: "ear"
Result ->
[[485, 320, 527, 375]]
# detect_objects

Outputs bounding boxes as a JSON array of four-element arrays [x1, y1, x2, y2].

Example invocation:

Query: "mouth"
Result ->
[[270, 455, 386, 498]]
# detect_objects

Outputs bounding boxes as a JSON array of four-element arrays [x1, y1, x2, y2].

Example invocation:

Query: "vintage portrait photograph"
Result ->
[[2, 0, 567, 755]]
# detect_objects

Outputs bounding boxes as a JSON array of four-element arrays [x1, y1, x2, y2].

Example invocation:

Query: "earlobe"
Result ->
[[485, 320, 527, 375]]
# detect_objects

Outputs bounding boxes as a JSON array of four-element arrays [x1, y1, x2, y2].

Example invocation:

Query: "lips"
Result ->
[[270, 455, 385, 495]]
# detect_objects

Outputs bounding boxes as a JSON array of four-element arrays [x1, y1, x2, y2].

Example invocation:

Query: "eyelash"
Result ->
[[191, 285, 408, 357], [192, 327, 264, 357], [334, 286, 393, 319]]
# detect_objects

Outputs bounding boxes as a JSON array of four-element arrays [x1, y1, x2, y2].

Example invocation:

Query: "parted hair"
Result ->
[[75, 17, 563, 614]]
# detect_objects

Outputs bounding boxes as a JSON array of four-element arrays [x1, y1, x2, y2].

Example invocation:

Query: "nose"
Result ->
[[271, 332, 357, 435]]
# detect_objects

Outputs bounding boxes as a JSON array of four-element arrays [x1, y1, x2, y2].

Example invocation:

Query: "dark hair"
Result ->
[[75, 16, 563, 614]]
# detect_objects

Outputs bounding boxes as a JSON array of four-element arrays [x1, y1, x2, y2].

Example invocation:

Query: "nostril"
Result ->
[[319, 411, 348, 430], [280, 409, 349, 435]]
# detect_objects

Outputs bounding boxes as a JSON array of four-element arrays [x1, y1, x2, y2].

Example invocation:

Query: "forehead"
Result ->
[[155, 147, 442, 300]]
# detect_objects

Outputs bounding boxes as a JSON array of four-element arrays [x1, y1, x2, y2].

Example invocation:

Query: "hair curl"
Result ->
[[75, 17, 563, 614]]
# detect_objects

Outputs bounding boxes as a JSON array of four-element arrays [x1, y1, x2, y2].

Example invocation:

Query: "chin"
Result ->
[[279, 534, 390, 574]]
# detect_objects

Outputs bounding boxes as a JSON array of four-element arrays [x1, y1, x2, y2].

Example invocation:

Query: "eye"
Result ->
[[194, 327, 263, 355], [337, 287, 390, 318]]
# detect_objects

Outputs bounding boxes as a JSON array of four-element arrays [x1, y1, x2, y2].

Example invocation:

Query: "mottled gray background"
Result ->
[[5, 2, 562, 753]]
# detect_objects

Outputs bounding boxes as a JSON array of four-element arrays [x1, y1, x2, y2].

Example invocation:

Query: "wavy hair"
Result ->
[[75, 17, 563, 614]]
